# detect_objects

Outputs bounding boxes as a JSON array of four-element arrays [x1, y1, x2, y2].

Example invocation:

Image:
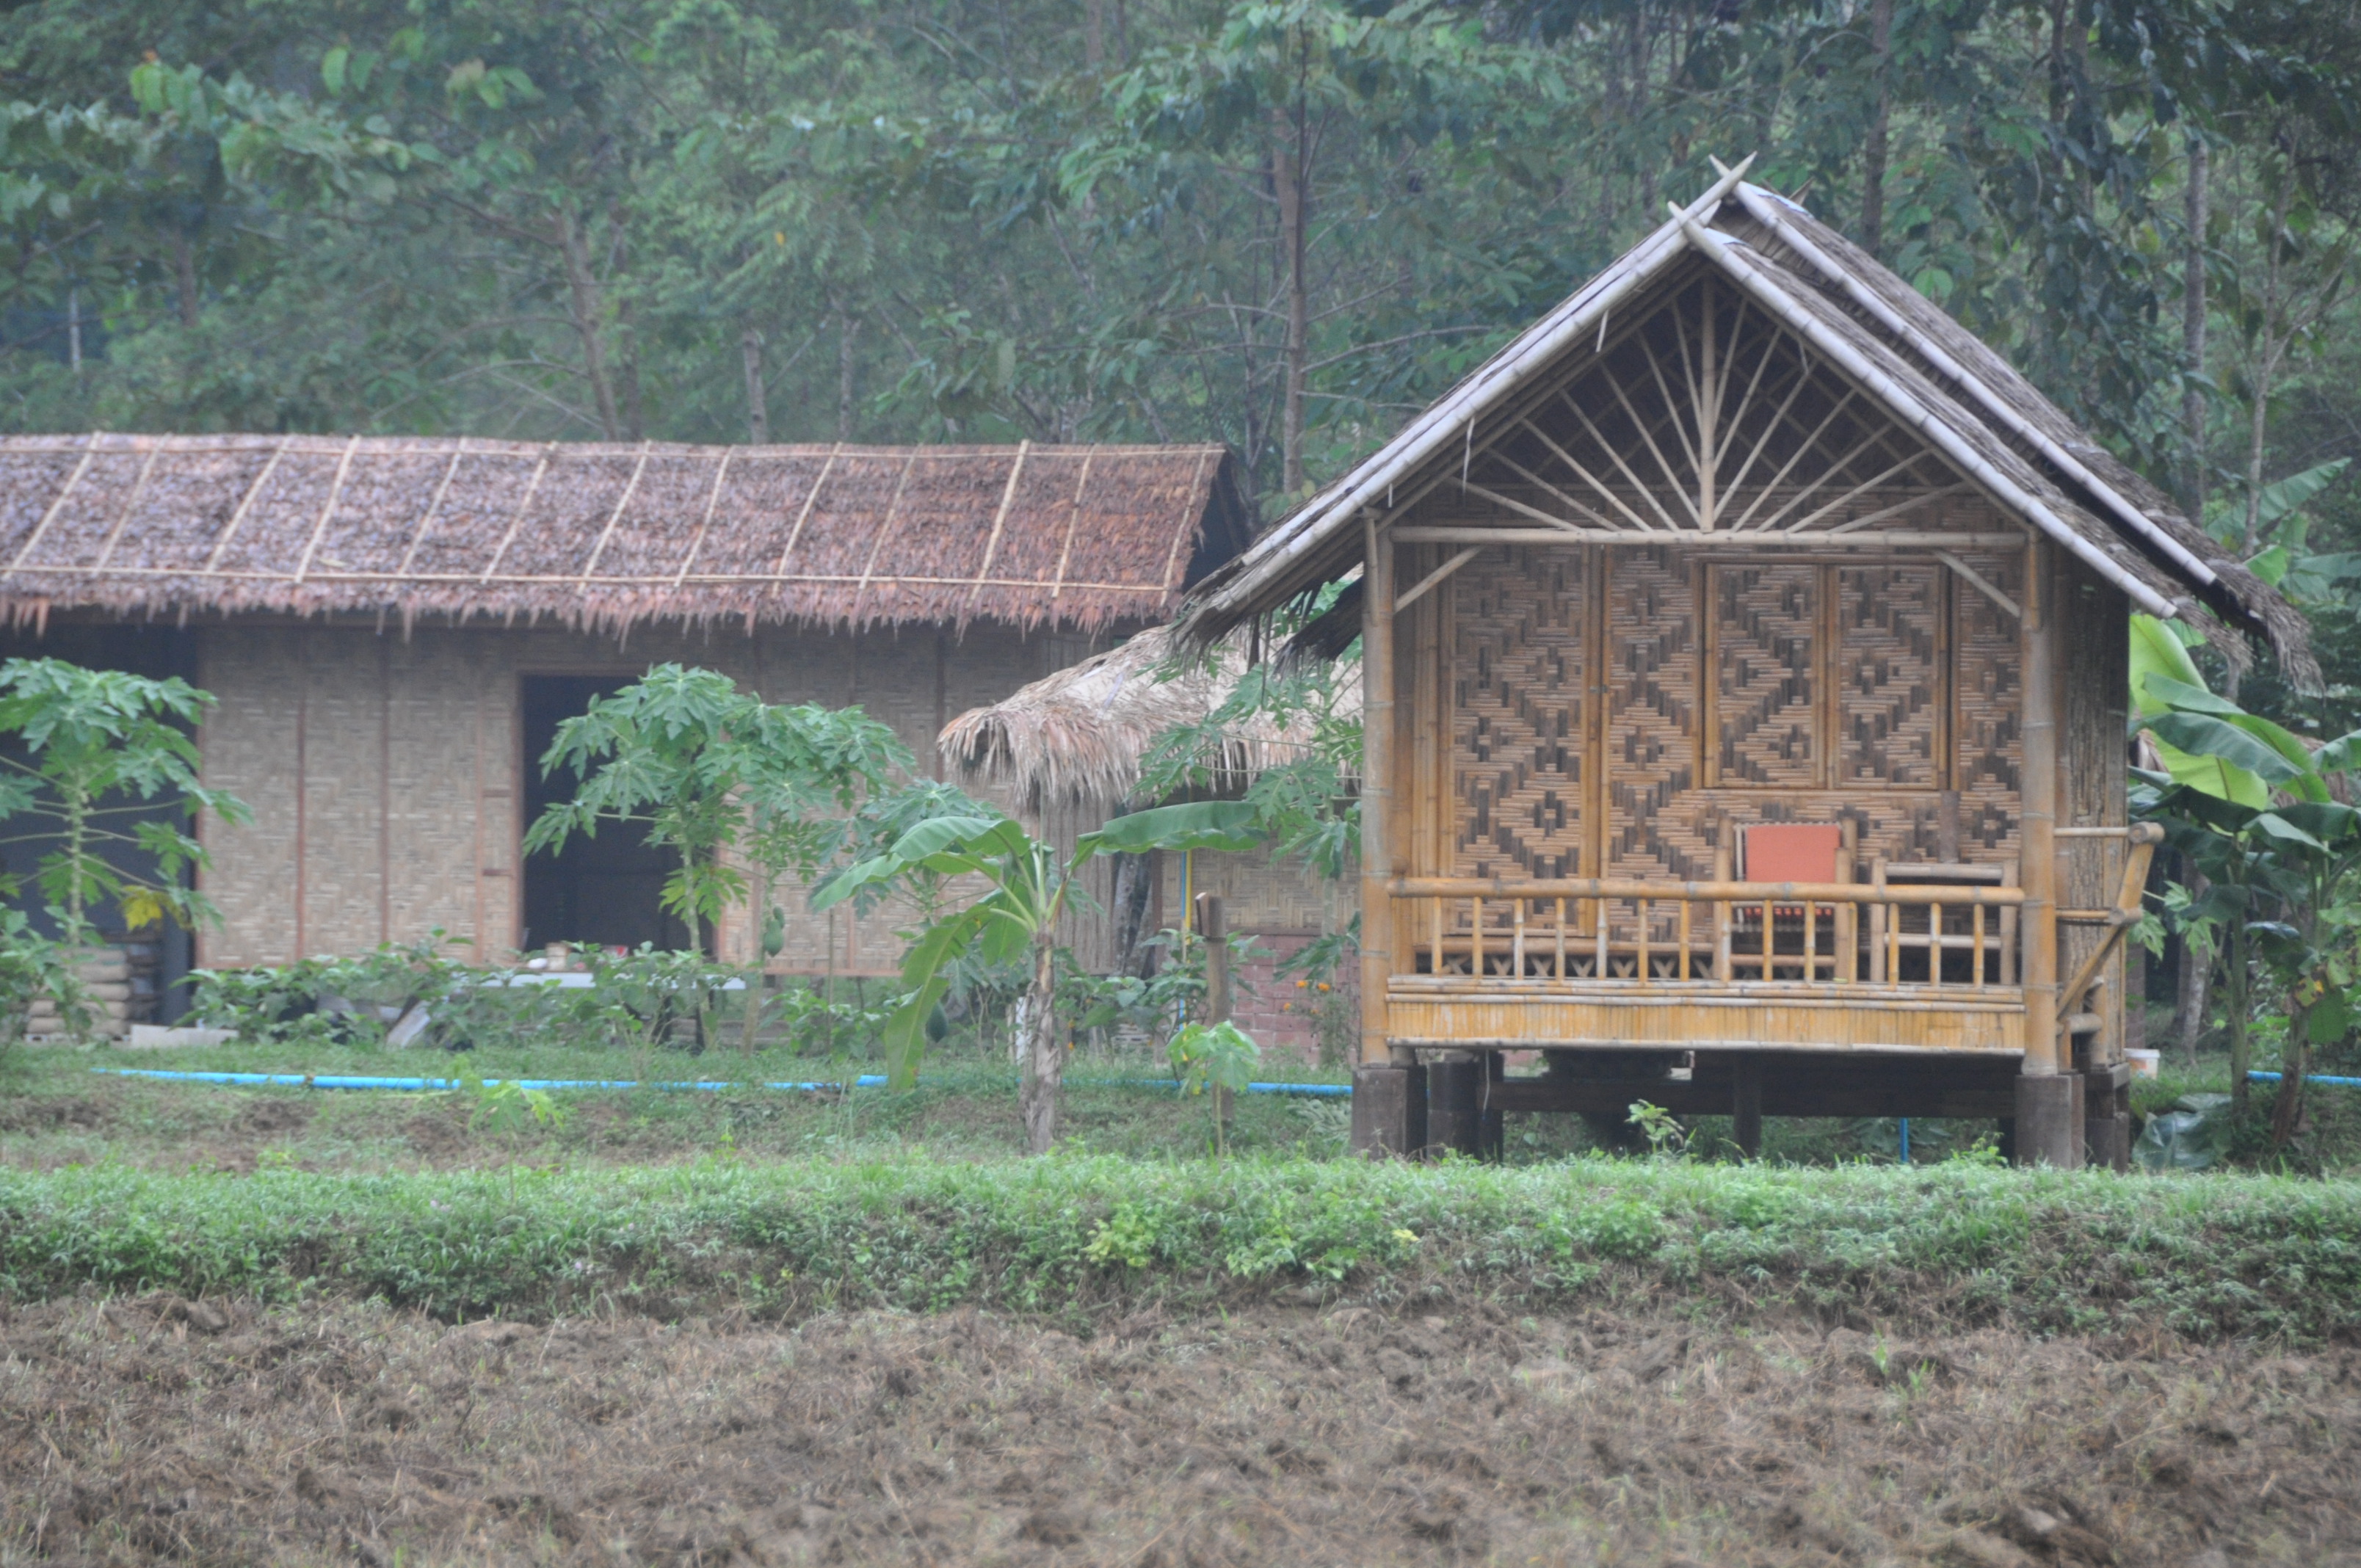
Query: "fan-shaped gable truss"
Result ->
[[1437, 267, 1971, 546]]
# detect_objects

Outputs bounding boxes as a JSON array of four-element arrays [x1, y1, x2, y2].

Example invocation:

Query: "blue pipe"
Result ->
[[1898, 1117, 1910, 1165], [91, 1068, 1353, 1097], [2246, 1070, 2361, 1089]]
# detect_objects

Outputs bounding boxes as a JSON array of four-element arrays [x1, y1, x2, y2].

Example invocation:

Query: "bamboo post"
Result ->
[[2020, 542, 2061, 1071], [1929, 901, 1943, 990], [1553, 896, 1567, 982], [1431, 896, 1443, 975], [1197, 892, 1233, 1129], [1472, 896, 1485, 977], [2000, 860, 2018, 985], [1714, 832, 1733, 980], [1636, 898, 1651, 983], [1678, 897, 1691, 981], [1512, 896, 1526, 977], [1870, 854, 1888, 984], [1595, 896, 1609, 978], [1352, 513, 1413, 1156], [2017, 539, 2077, 1167], [1838, 819, 1857, 982]]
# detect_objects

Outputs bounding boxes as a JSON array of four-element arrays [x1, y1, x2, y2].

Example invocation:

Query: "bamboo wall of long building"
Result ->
[[192, 619, 1117, 973]]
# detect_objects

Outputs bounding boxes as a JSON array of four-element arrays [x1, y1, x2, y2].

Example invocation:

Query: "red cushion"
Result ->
[[1742, 824, 1842, 883]]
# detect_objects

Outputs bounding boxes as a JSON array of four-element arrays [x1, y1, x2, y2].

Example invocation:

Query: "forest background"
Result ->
[[1, 0, 2359, 692]]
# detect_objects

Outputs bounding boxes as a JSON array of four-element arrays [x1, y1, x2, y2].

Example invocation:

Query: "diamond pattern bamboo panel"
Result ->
[[1838, 564, 1940, 787], [1953, 545, 2023, 854], [1451, 548, 1586, 878], [1606, 548, 1702, 879], [1713, 562, 1818, 786]]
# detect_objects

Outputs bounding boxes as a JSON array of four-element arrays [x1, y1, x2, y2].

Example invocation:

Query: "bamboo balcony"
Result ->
[[1385, 877, 2031, 1056]]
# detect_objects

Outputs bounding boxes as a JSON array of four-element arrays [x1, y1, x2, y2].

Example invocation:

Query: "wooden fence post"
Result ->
[[1197, 891, 1233, 1130]]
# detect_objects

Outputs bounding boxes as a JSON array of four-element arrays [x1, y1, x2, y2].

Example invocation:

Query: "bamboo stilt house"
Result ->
[[1176, 162, 2307, 1169], [0, 436, 1250, 1007]]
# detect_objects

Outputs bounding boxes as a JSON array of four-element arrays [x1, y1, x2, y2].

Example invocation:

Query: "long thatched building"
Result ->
[[0, 435, 1250, 1012]]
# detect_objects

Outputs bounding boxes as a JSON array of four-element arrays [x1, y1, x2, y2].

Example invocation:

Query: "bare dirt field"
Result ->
[[5, 1294, 2357, 1567]]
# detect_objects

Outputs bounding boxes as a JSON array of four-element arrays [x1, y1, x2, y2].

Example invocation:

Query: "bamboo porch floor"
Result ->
[[1386, 976, 2028, 1055]]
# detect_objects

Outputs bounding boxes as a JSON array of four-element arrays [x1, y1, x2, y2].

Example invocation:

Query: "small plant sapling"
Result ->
[[1167, 1018, 1259, 1155], [814, 798, 1262, 1153], [1627, 1100, 1690, 1161]]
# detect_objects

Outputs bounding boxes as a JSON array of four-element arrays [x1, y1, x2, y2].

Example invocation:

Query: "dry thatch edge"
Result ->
[[940, 621, 1361, 816], [0, 435, 1236, 639], [0, 567, 1172, 589]]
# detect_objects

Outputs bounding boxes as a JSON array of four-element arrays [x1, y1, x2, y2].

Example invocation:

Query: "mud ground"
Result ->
[[4, 1296, 2357, 1567]]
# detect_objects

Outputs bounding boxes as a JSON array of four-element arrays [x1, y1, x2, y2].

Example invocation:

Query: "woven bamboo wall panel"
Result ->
[[1449, 548, 1586, 879], [1952, 545, 2023, 855], [197, 628, 302, 968], [1712, 562, 1818, 788], [1838, 564, 1941, 787], [192, 620, 1094, 972], [1606, 548, 1703, 880]]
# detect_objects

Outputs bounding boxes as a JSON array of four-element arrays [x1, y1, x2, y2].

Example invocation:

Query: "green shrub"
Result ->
[[1, 1157, 2355, 1343]]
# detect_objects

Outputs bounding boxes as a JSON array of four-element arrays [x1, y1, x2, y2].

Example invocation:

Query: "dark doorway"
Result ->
[[520, 675, 697, 954]]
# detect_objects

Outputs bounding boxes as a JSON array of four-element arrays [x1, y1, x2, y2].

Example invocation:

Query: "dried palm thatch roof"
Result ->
[[940, 620, 1359, 815], [0, 435, 1248, 634], [1180, 161, 2315, 688]]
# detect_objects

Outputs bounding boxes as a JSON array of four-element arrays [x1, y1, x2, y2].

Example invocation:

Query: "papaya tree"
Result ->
[[813, 799, 1262, 1152], [0, 658, 249, 948]]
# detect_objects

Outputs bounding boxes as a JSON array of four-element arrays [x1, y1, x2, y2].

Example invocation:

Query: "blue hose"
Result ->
[[2246, 1070, 2361, 1089], [90, 1068, 1352, 1097]]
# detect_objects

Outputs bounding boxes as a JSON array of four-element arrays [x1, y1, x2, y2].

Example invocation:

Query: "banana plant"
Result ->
[[2132, 614, 2361, 1143], [813, 799, 1262, 1152]]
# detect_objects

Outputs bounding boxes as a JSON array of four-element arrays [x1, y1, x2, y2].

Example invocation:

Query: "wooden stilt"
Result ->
[[1732, 1056, 1764, 1158]]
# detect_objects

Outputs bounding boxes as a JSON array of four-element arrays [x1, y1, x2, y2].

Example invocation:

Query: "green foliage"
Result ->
[[1627, 1100, 1691, 1161], [2133, 625, 2361, 1142], [0, 658, 249, 949], [4, 1156, 2357, 1343], [1168, 1018, 1259, 1155], [187, 934, 461, 1049], [812, 800, 1263, 1100], [525, 666, 906, 956], [0, 905, 84, 1048]]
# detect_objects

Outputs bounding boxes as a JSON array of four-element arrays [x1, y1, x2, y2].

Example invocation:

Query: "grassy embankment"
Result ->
[[4, 1150, 2357, 1343]]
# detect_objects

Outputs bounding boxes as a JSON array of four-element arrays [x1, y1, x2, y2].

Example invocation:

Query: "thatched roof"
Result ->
[[0, 435, 1248, 634], [1180, 163, 2314, 687], [939, 620, 1358, 813]]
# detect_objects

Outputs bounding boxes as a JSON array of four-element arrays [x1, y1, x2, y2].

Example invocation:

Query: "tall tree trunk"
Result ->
[[2181, 137, 2211, 513], [558, 211, 623, 440], [1273, 94, 1310, 497], [741, 328, 770, 444], [1860, 0, 1894, 254], [1084, 0, 1105, 67], [2271, 1002, 2310, 1146], [2227, 918, 2251, 1114], [2173, 866, 2209, 1065], [616, 306, 645, 443], [168, 229, 200, 328], [1018, 940, 1061, 1154], [836, 307, 860, 440]]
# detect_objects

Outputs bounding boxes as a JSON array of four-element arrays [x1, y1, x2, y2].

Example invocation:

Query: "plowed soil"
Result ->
[[5, 1296, 2358, 1567]]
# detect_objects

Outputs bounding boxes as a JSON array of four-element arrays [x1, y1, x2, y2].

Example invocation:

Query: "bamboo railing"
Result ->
[[1388, 877, 2028, 990]]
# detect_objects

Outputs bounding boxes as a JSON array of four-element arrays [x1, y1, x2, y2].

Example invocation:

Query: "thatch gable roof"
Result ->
[[1178, 162, 2313, 686], [940, 621, 1357, 814], [0, 435, 1247, 634]]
